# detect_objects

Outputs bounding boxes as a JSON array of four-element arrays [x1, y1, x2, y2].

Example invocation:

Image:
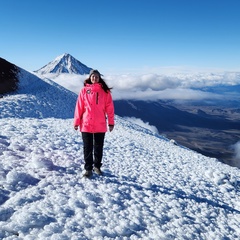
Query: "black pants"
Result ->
[[81, 132, 105, 171]]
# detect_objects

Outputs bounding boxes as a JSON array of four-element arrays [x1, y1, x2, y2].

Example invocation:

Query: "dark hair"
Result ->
[[84, 76, 112, 93]]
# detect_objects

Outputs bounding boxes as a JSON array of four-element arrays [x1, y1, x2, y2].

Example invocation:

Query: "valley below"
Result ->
[[114, 100, 240, 168], [168, 104, 240, 167], [163, 124, 240, 167]]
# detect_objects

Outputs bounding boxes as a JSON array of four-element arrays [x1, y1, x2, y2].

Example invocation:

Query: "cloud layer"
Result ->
[[39, 71, 240, 102]]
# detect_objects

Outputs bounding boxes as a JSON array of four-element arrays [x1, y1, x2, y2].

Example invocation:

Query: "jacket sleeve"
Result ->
[[73, 89, 84, 127], [105, 92, 115, 126]]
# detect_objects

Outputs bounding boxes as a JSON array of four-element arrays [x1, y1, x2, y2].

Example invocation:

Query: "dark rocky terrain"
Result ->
[[0, 58, 19, 94]]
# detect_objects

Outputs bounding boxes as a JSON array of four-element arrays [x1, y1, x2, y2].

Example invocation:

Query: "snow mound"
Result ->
[[0, 117, 239, 239]]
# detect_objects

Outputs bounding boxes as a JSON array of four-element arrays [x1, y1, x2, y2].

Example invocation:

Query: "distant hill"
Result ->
[[34, 53, 92, 75], [114, 100, 240, 131]]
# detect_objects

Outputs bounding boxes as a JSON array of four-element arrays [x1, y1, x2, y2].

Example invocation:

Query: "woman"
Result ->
[[74, 70, 114, 177]]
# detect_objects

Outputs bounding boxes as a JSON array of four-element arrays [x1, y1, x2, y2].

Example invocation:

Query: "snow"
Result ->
[[0, 69, 240, 239]]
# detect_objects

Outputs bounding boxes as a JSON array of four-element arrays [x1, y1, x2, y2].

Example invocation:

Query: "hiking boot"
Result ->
[[83, 170, 92, 178], [94, 167, 102, 175]]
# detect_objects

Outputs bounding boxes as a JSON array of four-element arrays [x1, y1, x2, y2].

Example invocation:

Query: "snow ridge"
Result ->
[[34, 53, 92, 75]]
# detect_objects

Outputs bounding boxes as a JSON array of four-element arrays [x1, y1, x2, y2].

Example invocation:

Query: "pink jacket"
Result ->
[[74, 83, 114, 133]]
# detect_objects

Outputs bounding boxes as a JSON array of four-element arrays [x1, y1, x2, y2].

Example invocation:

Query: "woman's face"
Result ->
[[90, 73, 99, 84]]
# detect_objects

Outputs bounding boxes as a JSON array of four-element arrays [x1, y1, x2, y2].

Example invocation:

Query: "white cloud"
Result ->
[[112, 88, 222, 101], [106, 72, 240, 90], [40, 73, 86, 94], [41, 71, 240, 101], [106, 73, 181, 91], [106, 71, 240, 101]]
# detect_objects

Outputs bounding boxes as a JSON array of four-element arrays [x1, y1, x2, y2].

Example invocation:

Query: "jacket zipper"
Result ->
[[96, 92, 99, 104]]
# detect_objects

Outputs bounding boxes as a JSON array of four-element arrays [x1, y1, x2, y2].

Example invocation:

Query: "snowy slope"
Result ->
[[34, 53, 92, 75], [0, 69, 240, 239], [0, 68, 77, 119]]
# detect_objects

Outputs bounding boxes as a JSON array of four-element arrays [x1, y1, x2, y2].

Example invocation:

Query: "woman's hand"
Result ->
[[74, 126, 78, 131], [109, 125, 114, 132]]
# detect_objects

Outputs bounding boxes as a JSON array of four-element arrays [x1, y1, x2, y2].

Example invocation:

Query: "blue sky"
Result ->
[[1, 0, 240, 74]]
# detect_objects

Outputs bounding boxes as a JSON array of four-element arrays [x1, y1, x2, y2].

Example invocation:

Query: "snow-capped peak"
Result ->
[[34, 53, 92, 75]]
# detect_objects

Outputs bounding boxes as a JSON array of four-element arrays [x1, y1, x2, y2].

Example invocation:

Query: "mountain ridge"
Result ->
[[0, 61, 77, 119]]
